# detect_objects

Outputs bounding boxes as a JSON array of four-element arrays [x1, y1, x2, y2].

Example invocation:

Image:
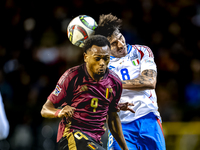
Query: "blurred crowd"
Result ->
[[0, 0, 200, 149]]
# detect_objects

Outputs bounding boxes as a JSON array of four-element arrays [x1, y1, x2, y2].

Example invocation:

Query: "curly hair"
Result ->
[[83, 35, 111, 53], [94, 13, 122, 38]]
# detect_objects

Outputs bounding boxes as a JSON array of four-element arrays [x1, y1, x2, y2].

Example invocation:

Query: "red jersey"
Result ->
[[48, 64, 122, 143]]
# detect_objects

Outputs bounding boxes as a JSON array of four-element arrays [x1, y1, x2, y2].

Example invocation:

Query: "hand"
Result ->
[[58, 105, 76, 118], [118, 102, 135, 113]]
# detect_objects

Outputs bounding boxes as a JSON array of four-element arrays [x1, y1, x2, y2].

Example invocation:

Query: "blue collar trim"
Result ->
[[127, 44, 132, 54], [110, 44, 131, 59]]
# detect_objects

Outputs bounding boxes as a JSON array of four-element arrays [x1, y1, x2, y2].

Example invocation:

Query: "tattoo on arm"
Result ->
[[141, 70, 157, 78], [123, 70, 157, 86]]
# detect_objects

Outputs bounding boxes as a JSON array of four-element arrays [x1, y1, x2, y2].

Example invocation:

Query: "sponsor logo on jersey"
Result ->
[[145, 59, 154, 64], [52, 85, 61, 96]]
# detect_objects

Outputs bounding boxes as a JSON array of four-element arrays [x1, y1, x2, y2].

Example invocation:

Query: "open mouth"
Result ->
[[99, 68, 104, 72], [119, 48, 126, 55], [98, 68, 105, 74]]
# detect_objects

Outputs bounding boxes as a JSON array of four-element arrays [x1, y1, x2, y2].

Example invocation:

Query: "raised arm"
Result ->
[[107, 111, 128, 150], [41, 99, 75, 118], [122, 69, 157, 90]]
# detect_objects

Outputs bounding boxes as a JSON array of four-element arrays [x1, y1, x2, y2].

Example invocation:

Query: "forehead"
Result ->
[[108, 32, 122, 43], [89, 45, 110, 56]]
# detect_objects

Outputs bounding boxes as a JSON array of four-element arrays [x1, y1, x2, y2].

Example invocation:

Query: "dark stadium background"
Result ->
[[0, 0, 200, 149]]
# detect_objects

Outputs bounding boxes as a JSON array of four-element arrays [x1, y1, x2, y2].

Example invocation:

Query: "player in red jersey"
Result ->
[[41, 35, 128, 150]]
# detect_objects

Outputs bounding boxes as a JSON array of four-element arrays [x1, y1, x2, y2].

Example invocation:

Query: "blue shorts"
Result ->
[[107, 112, 166, 150]]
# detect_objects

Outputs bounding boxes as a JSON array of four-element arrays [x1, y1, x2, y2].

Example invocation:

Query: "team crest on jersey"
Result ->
[[132, 58, 140, 66], [130, 51, 140, 66], [52, 85, 61, 96], [130, 51, 138, 60]]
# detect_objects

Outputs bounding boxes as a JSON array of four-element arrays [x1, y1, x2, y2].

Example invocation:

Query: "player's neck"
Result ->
[[93, 75, 103, 82], [86, 65, 103, 82]]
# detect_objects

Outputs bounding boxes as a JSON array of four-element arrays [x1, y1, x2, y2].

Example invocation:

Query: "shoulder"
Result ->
[[129, 44, 154, 59], [108, 69, 122, 85], [58, 65, 82, 85]]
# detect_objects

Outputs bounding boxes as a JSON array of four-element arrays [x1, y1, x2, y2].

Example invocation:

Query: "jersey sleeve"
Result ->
[[47, 69, 72, 104], [134, 45, 157, 73], [108, 73, 123, 112]]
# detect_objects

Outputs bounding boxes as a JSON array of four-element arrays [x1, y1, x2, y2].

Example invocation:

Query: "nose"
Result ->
[[99, 59, 105, 66], [117, 40, 124, 50]]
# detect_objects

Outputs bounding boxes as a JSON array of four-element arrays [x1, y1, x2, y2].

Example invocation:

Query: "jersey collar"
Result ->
[[127, 44, 132, 54]]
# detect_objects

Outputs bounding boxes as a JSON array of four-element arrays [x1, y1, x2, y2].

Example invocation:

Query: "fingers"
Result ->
[[118, 102, 135, 113], [65, 108, 75, 118], [59, 106, 76, 118], [118, 102, 134, 107], [127, 108, 135, 113], [117, 107, 120, 112], [66, 110, 74, 117], [128, 103, 134, 106]]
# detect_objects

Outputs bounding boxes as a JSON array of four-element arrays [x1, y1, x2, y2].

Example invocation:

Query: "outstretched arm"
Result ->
[[122, 69, 157, 90], [107, 111, 128, 150], [118, 102, 135, 113], [41, 99, 75, 118]]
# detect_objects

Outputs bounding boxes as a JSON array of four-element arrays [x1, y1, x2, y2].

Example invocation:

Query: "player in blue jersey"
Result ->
[[95, 14, 166, 150]]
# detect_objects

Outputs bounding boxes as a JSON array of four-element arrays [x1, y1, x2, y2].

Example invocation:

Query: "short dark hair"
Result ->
[[94, 13, 122, 38], [83, 35, 111, 53]]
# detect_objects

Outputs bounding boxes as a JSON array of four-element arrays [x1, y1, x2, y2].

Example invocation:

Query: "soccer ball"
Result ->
[[67, 15, 98, 47]]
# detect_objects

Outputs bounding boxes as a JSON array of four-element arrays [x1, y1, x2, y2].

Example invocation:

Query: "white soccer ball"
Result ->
[[67, 15, 98, 47]]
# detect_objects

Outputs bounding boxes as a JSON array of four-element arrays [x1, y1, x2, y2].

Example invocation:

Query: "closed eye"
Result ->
[[95, 57, 100, 61], [103, 56, 110, 61], [111, 41, 117, 46]]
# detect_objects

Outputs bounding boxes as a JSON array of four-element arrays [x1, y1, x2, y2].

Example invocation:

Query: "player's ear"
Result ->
[[83, 52, 88, 63]]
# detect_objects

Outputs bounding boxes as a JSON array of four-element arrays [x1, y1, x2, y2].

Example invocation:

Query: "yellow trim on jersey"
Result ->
[[63, 124, 77, 150], [106, 88, 109, 99], [67, 132, 77, 150]]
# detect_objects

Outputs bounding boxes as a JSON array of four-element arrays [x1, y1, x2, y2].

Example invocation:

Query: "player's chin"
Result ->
[[118, 47, 128, 57], [97, 69, 106, 76], [119, 51, 127, 57]]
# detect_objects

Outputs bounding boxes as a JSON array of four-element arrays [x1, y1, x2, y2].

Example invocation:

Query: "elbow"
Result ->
[[40, 106, 46, 117], [40, 110, 44, 117], [148, 83, 156, 89], [148, 79, 156, 89]]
